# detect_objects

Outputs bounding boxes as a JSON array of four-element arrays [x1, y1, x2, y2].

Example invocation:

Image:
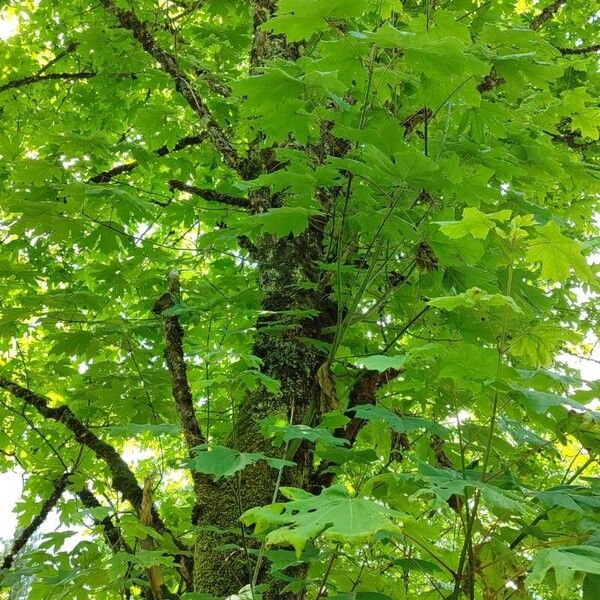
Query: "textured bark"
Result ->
[[193, 220, 336, 596], [192, 2, 335, 596], [76, 487, 132, 553], [154, 272, 209, 523], [168, 180, 248, 207], [530, 0, 566, 30]]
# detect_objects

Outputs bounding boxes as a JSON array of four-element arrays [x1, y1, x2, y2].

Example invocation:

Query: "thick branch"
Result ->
[[1, 472, 70, 570], [157, 134, 209, 156], [168, 180, 248, 207], [89, 134, 208, 184], [89, 161, 137, 184], [337, 368, 403, 445], [559, 44, 600, 55], [76, 487, 132, 553], [0, 377, 193, 588], [0, 71, 95, 94], [153, 272, 206, 517], [309, 368, 402, 492], [99, 0, 244, 173], [0, 378, 144, 511], [531, 0, 566, 30]]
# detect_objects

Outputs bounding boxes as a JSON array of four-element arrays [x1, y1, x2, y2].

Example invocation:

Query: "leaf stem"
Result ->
[[451, 243, 516, 599], [315, 546, 340, 600]]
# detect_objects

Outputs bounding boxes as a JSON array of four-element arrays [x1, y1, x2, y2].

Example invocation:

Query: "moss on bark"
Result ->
[[193, 222, 336, 595]]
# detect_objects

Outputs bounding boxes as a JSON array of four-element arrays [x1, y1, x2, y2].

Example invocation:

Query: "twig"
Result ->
[[0, 71, 95, 94]]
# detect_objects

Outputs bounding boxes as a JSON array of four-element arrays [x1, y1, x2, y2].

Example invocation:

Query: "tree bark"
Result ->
[[193, 217, 336, 595], [191, 1, 331, 592]]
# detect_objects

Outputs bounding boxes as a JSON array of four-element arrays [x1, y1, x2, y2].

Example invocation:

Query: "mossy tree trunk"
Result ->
[[191, 3, 343, 595], [193, 222, 337, 595]]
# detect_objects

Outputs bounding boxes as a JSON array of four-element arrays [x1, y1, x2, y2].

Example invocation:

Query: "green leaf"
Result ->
[[241, 484, 402, 556], [351, 404, 449, 437], [265, 423, 348, 447], [246, 207, 322, 238], [264, 0, 370, 41], [439, 207, 512, 239], [534, 486, 600, 513], [526, 221, 593, 283], [355, 354, 406, 372], [107, 423, 182, 436], [184, 446, 295, 480], [511, 385, 591, 415], [331, 594, 394, 600], [583, 573, 600, 600], [528, 546, 600, 596], [428, 288, 523, 313], [404, 36, 487, 80], [12, 159, 62, 186], [415, 464, 525, 513]]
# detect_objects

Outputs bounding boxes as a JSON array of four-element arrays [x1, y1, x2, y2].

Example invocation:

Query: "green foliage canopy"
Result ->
[[0, 0, 599, 599]]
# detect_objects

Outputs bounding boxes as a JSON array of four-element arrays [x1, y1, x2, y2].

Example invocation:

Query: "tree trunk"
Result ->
[[193, 221, 335, 595], [191, 3, 342, 594]]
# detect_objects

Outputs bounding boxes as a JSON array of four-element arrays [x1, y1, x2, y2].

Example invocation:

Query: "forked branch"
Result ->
[[0, 377, 194, 588], [99, 0, 244, 173]]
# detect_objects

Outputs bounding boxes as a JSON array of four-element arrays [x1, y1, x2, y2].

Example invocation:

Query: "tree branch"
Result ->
[[530, 0, 566, 30], [336, 368, 404, 446], [89, 134, 208, 184], [0, 71, 95, 94], [89, 161, 137, 184], [157, 134, 209, 156], [477, 68, 505, 94], [153, 272, 207, 521], [0, 377, 194, 589], [194, 65, 232, 97], [0, 378, 145, 511], [1, 472, 71, 570], [99, 0, 245, 173], [38, 41, 80, 75], [309, 368, 402, 492], [559, 44, 600, 55], [168, 180, 248, 207], [478, 0, 568, 95], [76, 487, 132, 553], [543, 129, 598, 150]]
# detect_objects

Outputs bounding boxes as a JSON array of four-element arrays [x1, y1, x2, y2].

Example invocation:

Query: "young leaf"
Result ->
[[526, 221, 593, 283], [438, 207, 512, 239]]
